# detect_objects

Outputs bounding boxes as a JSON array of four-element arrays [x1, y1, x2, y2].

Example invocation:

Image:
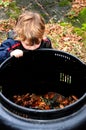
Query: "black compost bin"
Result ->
[[0, 49, 86, 130]]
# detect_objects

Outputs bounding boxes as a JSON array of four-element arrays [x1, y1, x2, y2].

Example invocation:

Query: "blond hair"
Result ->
[[14, 11, 45, 46]]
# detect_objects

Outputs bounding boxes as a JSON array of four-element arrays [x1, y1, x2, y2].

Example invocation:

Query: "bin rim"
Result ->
[[0, 49, 86, 69]]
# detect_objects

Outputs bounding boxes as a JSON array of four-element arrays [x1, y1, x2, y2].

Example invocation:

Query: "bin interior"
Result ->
[[0, 49, 86, 100]]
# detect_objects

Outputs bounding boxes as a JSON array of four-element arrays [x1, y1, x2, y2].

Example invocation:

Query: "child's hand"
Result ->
[[10, 49, 23, 58]]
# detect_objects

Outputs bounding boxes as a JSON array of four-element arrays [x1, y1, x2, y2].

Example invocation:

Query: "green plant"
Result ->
[[66, 7, 86, 27], [6, 1, 21, 19], [73, 27, 84, 36], [0, 0, 10, 7], [58, 0, 71, 7], [73, 26, 86, 51], [66, 10, 77, 19], [0, 0, 21, 19], [73, 23, 86, 37], [59, 21, 69, 27], [81, 23, 86, 31], [78, 8, 86, 24]]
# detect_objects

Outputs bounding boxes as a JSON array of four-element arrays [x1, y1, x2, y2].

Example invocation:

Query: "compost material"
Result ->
[[13, 92, 78, 110]]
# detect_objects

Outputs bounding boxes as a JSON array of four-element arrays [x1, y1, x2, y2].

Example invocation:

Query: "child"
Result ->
[[0, 11, 52, 64]]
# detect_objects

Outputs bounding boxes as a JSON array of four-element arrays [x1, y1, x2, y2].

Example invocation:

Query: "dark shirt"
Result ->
[[0, 37, 52, 64]]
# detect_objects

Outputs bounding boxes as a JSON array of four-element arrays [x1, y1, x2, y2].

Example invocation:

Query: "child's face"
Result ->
[[21, 40, 30, 50], [21, 40, 41, 50]]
